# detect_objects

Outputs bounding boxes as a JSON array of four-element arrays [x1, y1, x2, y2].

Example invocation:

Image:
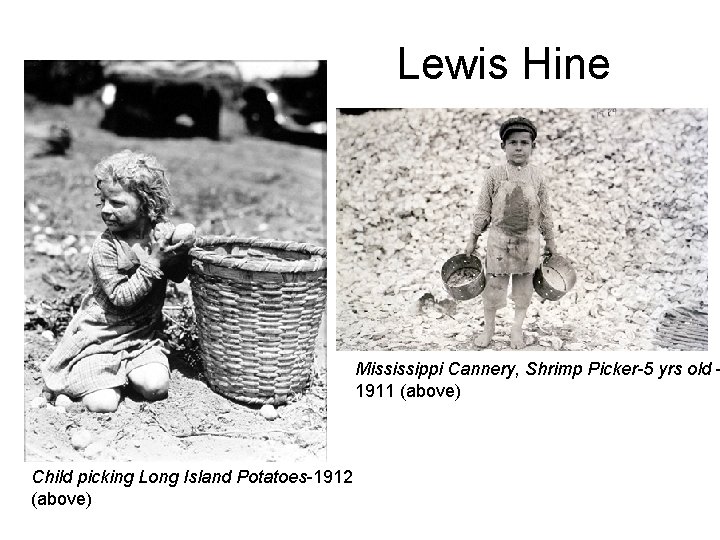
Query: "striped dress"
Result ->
[[42, 230, 187, 398]]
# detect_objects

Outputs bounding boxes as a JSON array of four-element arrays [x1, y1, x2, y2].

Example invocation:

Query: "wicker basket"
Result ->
[[188, 236, 327, 405], [655, 305, 708, 351]]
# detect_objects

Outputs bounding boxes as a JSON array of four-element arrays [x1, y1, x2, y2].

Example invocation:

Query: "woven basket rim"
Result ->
[[189, 235, 327, 273]]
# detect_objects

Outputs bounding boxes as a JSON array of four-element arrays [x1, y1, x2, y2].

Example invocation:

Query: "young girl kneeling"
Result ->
[[43, 150, 194, 412]]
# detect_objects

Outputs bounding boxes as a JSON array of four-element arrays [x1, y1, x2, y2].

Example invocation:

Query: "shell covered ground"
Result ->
[[336, 108, 707, 351], [24, 96, 327, 461]]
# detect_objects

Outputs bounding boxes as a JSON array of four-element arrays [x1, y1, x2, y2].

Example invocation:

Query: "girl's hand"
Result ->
[[170, 223, 197, 252], [153, 221, 175, 244], [151, 221, 192, 261], [148, 227, 176, 268]]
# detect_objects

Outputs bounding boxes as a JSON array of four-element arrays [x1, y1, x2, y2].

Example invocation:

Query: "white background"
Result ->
[[3, 1, 718, 538]]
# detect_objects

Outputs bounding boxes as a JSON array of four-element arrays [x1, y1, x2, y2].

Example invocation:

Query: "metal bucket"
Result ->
[[533, 254, 577, 301], [441, 254, 486, 301]]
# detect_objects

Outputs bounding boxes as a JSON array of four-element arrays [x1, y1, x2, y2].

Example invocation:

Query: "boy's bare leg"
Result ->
[[479, 274, 507, 348], [478, 307, 497, 347], [510, 274, 533, 349], [510, 307, 528, 349]]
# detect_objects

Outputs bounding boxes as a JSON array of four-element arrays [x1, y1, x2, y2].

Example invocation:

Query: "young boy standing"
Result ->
[[465, 116, 557, 349]]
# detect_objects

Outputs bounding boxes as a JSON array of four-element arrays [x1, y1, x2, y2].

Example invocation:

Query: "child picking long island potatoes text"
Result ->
[[42, 150, 196, 412]]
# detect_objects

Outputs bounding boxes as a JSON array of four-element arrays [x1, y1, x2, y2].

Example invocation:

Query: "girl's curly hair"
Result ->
[[94, 150, 173, 222]]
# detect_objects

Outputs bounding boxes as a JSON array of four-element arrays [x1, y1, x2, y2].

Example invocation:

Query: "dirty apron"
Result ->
[[485, 165, 544, 275]]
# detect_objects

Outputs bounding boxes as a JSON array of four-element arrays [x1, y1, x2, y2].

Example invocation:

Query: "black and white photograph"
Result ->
[[24, 60, 327, 461], [336, 108, 708, 351], [7, 2, 720, 538]]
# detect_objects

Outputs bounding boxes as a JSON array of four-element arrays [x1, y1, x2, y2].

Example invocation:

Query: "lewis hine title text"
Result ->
[[399, 46, 610, 80]]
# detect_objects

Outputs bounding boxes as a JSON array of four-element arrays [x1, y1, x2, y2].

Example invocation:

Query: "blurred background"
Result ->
[[25, 60, 326, 147]]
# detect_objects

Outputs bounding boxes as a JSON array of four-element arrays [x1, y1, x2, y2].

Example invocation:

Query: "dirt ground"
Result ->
[[24, 96, 327, 461]]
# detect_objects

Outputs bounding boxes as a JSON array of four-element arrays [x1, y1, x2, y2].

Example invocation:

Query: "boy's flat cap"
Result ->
[[500, 116, 537, 141]]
